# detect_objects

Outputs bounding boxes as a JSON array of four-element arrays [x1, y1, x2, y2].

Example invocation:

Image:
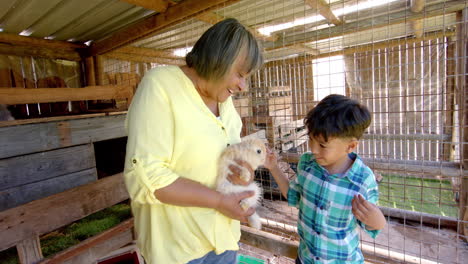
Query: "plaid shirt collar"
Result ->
[[304, 152, 366, 185]]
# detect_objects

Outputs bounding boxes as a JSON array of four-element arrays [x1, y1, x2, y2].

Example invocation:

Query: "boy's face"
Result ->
[[308, 135, 358, 173]]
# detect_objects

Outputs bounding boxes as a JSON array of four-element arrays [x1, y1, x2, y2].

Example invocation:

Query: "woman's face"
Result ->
[[208, 52, 250, 103]]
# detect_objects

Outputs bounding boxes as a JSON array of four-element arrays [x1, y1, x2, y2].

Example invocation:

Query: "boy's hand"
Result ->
[[352, 194, 386, 230], [263, 146, 279, 170]]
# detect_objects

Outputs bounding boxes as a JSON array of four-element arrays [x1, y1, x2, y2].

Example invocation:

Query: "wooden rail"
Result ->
[[0, 85, 133, 106], [0, 173, 129, 262]]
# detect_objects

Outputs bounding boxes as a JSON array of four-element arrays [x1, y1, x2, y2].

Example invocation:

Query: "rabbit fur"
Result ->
[[216, 138, 266, 229]]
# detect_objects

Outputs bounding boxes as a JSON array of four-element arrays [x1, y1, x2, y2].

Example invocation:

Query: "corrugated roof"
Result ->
[[0, 0, 462, 62]]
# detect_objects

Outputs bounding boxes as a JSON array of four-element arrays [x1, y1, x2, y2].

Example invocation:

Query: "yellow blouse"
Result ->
[[124, 65, 242, 264]]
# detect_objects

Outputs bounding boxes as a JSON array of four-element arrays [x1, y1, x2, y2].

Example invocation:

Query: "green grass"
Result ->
[[0, 202, 131, 264], [377, 174, 458, 217]]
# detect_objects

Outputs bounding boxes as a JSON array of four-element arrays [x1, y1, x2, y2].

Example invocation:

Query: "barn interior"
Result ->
[[0, 0, 467, 263]]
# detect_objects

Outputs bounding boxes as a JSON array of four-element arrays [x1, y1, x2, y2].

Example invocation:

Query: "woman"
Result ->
[[124, 18, 263, 264]]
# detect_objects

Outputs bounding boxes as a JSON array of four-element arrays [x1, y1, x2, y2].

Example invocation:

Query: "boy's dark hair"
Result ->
[[186, 18, 263, 82], [304, 94, 371, 141]]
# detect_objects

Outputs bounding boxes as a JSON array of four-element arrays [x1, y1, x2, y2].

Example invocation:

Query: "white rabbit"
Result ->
[[216, 138, 266, 229]]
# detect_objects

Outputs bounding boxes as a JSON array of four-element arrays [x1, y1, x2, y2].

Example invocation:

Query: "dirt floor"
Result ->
[[243, 200, 468, 264]]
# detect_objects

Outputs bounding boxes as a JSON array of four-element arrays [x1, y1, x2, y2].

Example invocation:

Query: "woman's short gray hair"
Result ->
[[186, 18, 263, 81]]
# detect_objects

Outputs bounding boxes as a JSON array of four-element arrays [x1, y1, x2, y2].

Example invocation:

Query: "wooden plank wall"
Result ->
[[0, 113, 127, 211], [0, 173, 130, 262], [346, 38, 451, 164]]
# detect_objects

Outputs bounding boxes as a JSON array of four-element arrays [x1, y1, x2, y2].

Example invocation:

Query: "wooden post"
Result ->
[[94, 55, 104, 86], [84, 56, 96, 86], [456, 9, 468, 241], [445, 38, 456, 162], [17, 236, 43, 264]]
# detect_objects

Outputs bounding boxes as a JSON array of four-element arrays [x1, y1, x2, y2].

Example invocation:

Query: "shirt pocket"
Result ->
[[325, 197, 353, 230]]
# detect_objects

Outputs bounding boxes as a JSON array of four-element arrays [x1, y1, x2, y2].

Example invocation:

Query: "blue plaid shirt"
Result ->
[[288, 152, 381, 264]]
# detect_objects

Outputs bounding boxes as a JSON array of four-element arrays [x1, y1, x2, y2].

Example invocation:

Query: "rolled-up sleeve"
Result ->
[[287, 177, 301, 208], [124, 73, 179, 205]]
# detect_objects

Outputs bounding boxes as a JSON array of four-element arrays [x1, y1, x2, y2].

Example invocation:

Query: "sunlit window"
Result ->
[[312, 55, 345, 100]]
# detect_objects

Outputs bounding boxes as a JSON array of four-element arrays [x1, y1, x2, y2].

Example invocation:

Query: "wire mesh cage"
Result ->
[[89, 0, 468, 263]]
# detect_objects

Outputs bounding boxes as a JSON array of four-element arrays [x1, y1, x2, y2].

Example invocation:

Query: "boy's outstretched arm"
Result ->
[[263, 147, 290, 199], [352, 194, 386, 230]]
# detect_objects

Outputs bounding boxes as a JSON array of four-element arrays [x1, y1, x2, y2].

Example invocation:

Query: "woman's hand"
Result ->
[[215, 191, 255, 223], [352, 194, 386, 230], [227, 159, 254, 186]]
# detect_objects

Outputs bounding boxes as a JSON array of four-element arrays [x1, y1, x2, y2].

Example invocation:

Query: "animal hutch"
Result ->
[[0, 0, 467, 263]]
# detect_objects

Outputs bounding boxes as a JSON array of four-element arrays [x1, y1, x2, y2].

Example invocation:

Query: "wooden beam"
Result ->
[[0, 113, 126, 159], [412, 19, 424, 39], [0, 173, 129, 251], [120, 0, 169, 13], [17, 236, 43, 264], [104, 52, 185, 65], [240, 225, 299, 259], [112, 46, 179, 59], [411, 0, 426, 38], [267, 0, 464, 50], [95, 55, 105, 85], [195, 11, 278, 42], [0, 111, 126, 128], [39, 219, 134, 264], [88, 0, 242, 56], [280, 150, 466, 179], [456, 9, 468, 241], [0, 32, 86, 50], [0, 43, 81, 61], [84, 57, 96, 86], [381, 207, 458, 230], [281, 30, 454, 62], [0, 85, 133, 105], [268, 43, 319, 55], [304, 0, 342, 26], [411, 0, 426, 13]]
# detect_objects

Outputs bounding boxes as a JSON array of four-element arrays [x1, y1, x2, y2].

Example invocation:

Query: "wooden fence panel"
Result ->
[[0, 144, 95, 191], [0, 113, 126, 159]]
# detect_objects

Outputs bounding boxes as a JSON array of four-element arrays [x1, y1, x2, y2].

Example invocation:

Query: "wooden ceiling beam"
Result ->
[[104, 53, 185, 65], [304, 0, 342, 26], [195, 12, 278, 42], [267, 0, 464, 50], [266, 43, 319, 56], [0, 32, 86, 51], [0, 43, 81, 61], [0, 33, 85, 61], [113, 46, 179, 59], [88, 0, 241, 56], [120, 0, 169, 13], [266, 30, 453, 65]]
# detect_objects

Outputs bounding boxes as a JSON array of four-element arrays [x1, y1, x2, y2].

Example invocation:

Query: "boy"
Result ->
[[264, 94, 386, 264]]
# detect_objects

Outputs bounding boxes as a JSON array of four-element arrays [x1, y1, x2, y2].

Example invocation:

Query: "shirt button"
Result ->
[[222, 127, 225, 130], [132, 159, 137, 164]]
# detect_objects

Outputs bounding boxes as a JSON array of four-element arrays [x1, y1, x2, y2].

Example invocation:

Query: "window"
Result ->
[[312, 55, 345, 100]]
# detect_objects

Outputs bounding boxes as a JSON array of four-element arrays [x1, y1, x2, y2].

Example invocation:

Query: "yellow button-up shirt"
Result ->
[[124, 66, 243, 264]]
